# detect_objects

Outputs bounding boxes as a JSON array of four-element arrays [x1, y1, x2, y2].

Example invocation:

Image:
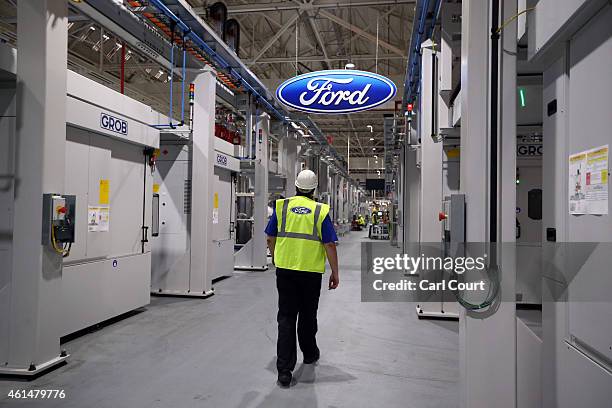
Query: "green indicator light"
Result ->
[[519, 88, 526, 107]]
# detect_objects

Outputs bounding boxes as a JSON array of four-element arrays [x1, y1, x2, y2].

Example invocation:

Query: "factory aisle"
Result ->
[[0, 230, 458, 408]]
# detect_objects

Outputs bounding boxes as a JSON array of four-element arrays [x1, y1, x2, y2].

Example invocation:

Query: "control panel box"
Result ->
[[42, 193, 76, 246]]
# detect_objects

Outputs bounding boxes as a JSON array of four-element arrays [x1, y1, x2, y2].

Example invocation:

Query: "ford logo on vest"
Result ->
[[291, 207, 312, 215], [276, 70, 397, 114]]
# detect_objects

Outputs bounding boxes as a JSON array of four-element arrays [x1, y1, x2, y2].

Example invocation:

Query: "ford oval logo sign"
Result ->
[[276, 70, 397, 114], [291, 206, 312, 215]]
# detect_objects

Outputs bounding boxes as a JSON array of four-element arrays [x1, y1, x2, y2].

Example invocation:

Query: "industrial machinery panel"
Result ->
[[557, 342, 612, 408], [566, 6, 612, 361], [65, 127, 150, 262], [0, 84, 15, 368], [61, 253, 151, 336], [516, 164, 543, 243], [87, 137, 113, 257], [66, 71, 158, 149], [156, 160, 189, 235], [151, 143, 192, 292], [212, 167, 235, 280], [64, 129, 90, 260], [105, 138, 151, 256], [61, 113, 154, 335]]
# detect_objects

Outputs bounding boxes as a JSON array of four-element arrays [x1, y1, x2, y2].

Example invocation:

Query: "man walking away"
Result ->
[[265, 169, 340, 387]]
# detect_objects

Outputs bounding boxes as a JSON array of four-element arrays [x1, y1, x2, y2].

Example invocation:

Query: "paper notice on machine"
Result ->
[[88, 206, 110, 232], [569, 145, 609, 215]]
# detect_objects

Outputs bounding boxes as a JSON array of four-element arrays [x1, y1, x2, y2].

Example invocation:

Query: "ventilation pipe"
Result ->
[[208, 2, 227, 38], [224, 18, 240, 56]]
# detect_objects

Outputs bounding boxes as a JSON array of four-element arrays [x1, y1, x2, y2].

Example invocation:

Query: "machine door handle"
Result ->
[[141, 226, 149, 243]]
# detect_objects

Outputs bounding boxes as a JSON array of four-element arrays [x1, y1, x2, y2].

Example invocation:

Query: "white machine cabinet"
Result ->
[[61, 71, 158, 336], [152, 134, 239, 291], [212, 139, 239, 280]]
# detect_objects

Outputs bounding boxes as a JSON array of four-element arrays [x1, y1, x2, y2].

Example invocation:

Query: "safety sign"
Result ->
[[88, 206, 110, 232], [569, 145, 608, 215]]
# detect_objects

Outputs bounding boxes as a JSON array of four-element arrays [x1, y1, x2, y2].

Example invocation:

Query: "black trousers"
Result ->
[[276, 267, 322, 373]]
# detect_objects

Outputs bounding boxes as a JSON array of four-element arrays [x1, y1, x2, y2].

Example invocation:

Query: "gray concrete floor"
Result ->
[[0, 230, 459, 408]]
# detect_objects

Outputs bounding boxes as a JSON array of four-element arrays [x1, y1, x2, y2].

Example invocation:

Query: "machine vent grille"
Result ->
[[184, 179, 192, 214]]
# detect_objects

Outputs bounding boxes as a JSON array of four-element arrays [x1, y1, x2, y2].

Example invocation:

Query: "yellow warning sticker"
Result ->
[[214, 192, 219, 209], [153, 183, 160, 193], [99, 179, 110, 205], [447, 148, 460, 159]]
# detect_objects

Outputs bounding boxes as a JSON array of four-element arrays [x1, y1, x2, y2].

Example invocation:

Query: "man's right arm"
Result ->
[[265, 208, 278, 264], [320, 214, 339, 289]]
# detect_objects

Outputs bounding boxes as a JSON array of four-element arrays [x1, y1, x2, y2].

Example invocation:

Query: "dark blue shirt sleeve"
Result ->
[[320, 215, 338, 243], [265, 208, 278, 236]]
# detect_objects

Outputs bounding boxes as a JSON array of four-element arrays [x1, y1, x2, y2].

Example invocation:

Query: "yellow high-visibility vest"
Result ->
[[274, 196, 330, 273]]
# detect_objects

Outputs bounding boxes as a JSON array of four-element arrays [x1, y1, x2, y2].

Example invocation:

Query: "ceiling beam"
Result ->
[[345, 115, 367, 156], [225, 0, 416, 14], [244, 53, 404, 64], [305, 10, 332, 69], [318, 9, 405, 56], [249, 11, 302, 65]]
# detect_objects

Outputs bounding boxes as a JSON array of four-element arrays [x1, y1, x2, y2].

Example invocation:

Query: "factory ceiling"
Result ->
[[0, 0, 414, 161], [209, 0, 414, 159]]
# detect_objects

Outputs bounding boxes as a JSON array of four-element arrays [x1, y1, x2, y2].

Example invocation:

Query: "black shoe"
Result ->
[[278, 371, 292, 387], [303, 352, 320, 365]]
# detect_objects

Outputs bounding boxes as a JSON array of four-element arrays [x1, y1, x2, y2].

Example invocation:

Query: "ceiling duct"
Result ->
[[224, 18, 240, 57], [208, 2, 228, 38]]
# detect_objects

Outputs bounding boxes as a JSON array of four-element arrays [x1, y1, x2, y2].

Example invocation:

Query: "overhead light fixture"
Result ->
[[345, 63, 355, 69], [372, 147, 376, 151], [369, 137, 374, 141]]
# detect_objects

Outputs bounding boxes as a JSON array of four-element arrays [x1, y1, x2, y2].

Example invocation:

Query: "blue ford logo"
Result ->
[[291, 206, 312, 215], [276, 69, 397, 114]]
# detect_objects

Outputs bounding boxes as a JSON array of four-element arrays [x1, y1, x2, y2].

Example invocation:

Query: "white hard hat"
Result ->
[[295, 169, 318, 191]]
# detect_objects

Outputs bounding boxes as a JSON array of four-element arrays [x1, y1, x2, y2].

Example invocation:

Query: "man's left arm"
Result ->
[[266, 236, 276, 261]]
